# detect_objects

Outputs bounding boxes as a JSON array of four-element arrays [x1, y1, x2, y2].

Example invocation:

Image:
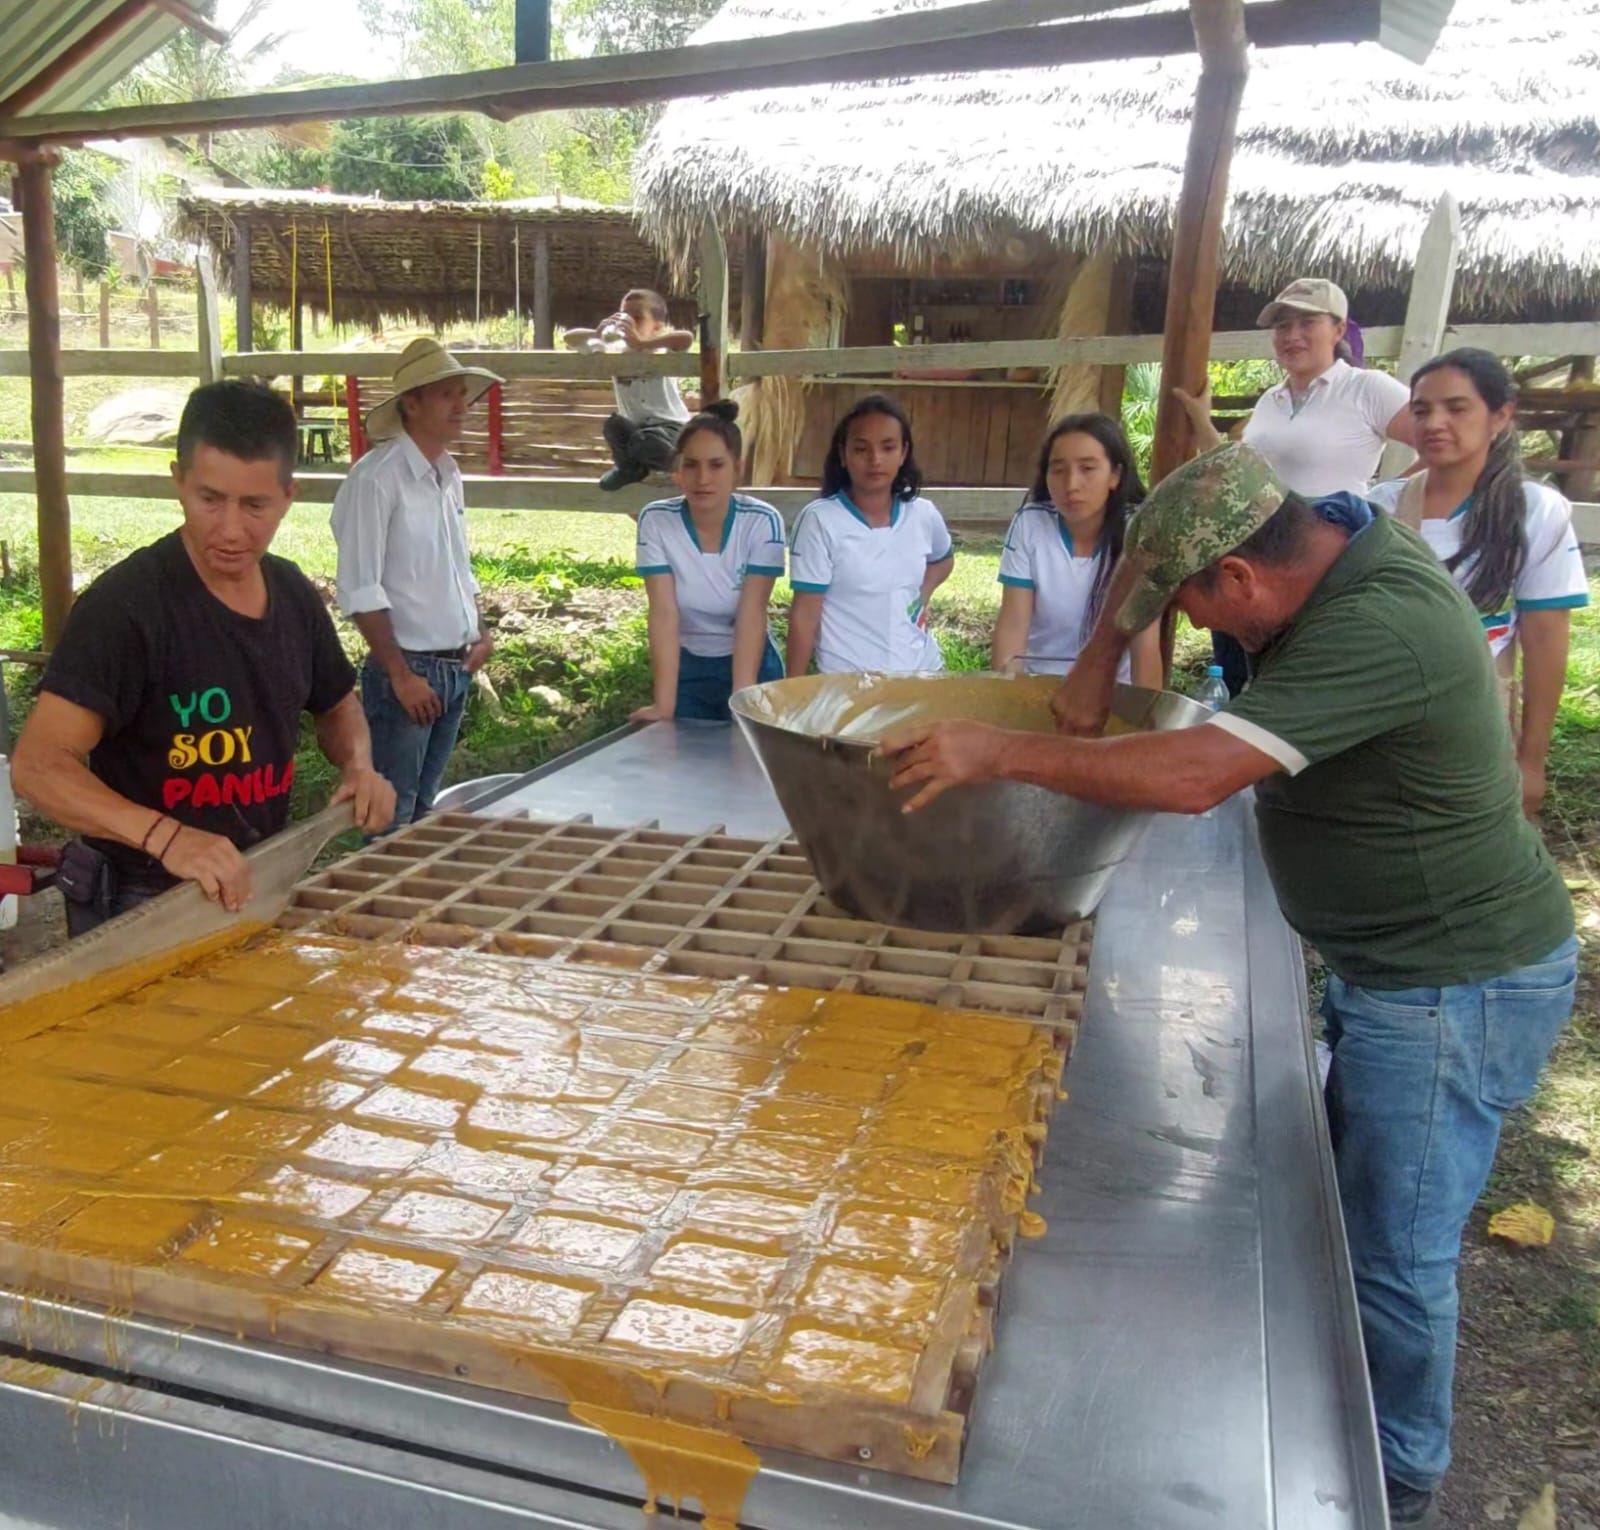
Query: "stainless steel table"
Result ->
[[0, 723, 1384, 1529]]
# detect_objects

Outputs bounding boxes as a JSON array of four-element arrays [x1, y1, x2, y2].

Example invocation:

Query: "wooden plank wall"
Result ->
[[793, 382, 1048, 487]]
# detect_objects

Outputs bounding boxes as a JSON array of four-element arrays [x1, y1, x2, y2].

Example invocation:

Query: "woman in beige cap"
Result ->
[[1179, 277, 1415, 690]]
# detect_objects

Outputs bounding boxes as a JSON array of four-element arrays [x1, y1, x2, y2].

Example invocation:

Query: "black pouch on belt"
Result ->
[[56, 840, 115, 917]]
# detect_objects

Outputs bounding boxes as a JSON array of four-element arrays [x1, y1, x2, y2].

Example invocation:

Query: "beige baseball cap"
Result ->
[[1257, 278, 1348, 328]]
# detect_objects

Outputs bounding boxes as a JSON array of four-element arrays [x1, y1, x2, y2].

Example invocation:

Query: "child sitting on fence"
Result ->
[[565, 288, 695, 492]]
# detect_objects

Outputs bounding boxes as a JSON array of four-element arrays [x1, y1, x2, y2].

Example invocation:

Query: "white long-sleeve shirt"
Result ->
[[331, 434, 480, 652]]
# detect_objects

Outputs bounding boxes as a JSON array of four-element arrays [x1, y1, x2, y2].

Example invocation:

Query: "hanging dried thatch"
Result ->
[[174, 187, 746, 331], [637, 0, 1600, 319]]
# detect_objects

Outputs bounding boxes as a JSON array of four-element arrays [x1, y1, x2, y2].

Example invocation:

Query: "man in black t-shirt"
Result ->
[[14, 382, 397, 935]]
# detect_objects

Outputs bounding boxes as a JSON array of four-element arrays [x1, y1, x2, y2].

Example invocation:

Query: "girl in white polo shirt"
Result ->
[[787, 394, 954, 675], [632, 402, 785, 722], [1367, 348, 1588, 816], [992, 413, 1163, 685]]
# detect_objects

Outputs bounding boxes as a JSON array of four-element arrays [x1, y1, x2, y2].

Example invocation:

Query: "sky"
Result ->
[[217, 0, 404, 84]]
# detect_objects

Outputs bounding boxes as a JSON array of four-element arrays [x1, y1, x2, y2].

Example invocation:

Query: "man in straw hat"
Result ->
[[333, 337, 501, 826], [881, 442, 1575, 1529], [15, 381, 396, 932]]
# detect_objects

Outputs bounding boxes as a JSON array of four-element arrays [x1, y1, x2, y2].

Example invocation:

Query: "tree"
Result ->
[[325, 115, 486, 201], [52, 149, 119, 279], [558, 0, 721, 56]]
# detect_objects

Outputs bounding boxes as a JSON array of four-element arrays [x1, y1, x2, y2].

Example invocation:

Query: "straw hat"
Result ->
[[365, 337, 502, 442]]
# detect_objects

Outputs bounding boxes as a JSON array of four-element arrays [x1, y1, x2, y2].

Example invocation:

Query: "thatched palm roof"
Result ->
[[175, 187, 743, 330], [637, 0, 1600, 316]]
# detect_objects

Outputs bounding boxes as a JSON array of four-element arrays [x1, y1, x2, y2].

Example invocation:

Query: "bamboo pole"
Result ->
[[16, 150, 73, 647]]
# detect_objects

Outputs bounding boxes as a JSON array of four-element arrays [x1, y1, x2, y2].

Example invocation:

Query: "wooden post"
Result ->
[[487, 382, 505, 475], [698, 218, 729, 404], [1149, 0, 1248, 485], [74, 269, 85, 314], [290, 301, 304, 414], [3, 266, 14, 312], [345, 374, 366, 461], [1098, 257, 1137, 417], [532, 227, 552, 349], [1561, 356, 1599, 503], [195, 251, 222, 384], [146, 280, 160, 348], [97, 280, 110, 348], [740, 228, 767, 351], [16, 150, 73, 648], [1377, 191, 1461, 481], [234, 217, 253, 352]]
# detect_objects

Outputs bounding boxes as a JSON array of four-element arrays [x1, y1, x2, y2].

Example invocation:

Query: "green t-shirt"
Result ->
[[1213, 512, 1572, 989]]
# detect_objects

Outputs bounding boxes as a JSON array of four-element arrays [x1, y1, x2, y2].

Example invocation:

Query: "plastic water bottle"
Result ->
[[1196, 664, 1230, 711], [0, 755, 16, 931]]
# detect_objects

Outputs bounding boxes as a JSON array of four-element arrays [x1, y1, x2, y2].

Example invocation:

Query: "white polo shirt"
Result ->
[[615, 374, 689, 428], [636, 494, 786, 658], [1242, 360, 1410, 496], [331, 433, 479, 652], [789, 492, 952, 673], [998, 503, 1130, 679], [1366, 477, 1589, 656]]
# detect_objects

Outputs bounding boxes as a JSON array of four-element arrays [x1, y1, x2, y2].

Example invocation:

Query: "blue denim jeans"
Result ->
[[361, 654, 474, 826], [1320, 936, 1577, 1491]]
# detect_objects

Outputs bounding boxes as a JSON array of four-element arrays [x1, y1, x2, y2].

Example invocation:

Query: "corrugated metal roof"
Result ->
[[0, 0, 202, 119]]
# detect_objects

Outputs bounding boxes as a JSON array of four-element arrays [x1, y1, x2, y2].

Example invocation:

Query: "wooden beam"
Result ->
[[1377, 190, 1460, 480], [741, 229, 768, 351], [148, 0, 230, 45], [0, 0, 151, 119], [16, 151, 73, 648], [532, 227, 552, 349], [698, 220, 729, 404], [195, 251, 222, 384], [0, 0, 1404, 147], [0, 348, 201, 377], [222, 348, 699, 380], [234, 216, 253, 351], [1149, 0, 1248, 485]]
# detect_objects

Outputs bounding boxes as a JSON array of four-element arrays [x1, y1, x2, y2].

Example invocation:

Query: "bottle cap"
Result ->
[[1205, 665, 1223, 677]]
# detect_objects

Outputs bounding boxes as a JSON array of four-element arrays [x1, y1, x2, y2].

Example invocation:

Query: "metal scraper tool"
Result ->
[[0, 800, 356, 1012]]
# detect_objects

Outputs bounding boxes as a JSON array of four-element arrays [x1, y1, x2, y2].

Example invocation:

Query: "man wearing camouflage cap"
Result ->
[[882, 442, 1574, 1530]]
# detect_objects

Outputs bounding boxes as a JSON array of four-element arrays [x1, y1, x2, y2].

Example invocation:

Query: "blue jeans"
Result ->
[[675, 640, 783, 721], [361, 654, 473, 825], [1320, 936, 1577, 1491]]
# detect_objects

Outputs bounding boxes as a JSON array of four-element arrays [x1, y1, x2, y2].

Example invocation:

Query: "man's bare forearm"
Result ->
[[997, 726, 1266, 814], [14, 740, 163, 850], [314, 690, 375, 774], [352, 610, 410, 679]]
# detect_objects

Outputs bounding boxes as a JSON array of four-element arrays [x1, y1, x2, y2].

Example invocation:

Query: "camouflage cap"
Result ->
[[1112, 443, 1289, 633]]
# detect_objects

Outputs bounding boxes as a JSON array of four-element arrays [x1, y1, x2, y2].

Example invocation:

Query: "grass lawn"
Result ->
[[0, 484, 1594, 1518]]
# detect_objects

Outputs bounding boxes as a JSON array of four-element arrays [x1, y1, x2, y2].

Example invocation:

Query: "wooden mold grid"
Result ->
[[0, 934, 1066, 1483], [282, 814, 1093, 1029]]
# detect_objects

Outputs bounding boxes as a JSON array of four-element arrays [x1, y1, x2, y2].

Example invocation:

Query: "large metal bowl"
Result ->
[[731, 671, 1209, 934]]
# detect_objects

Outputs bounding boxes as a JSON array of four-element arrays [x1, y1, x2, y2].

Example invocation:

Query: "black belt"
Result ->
[[408, 645, 470, 661]]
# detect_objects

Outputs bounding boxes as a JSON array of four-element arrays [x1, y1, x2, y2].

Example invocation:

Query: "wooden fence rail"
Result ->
[[0, 464, 1595, 545]]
